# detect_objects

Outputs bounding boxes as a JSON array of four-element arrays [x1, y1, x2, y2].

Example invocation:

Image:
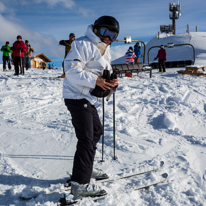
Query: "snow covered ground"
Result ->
[[0, 34, 206, 205]]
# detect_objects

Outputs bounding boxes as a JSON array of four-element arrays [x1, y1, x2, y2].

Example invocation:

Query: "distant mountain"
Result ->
[[112, 32, 206, 66]]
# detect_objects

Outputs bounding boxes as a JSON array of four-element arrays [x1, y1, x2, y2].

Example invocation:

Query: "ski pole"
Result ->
[[20, 50, 23, 74], [113, 92, 116, 160], [100, 97, 105, 162], [20, 50, 22, 74]]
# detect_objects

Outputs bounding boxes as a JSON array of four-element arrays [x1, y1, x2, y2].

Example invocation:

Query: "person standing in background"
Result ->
[[12, 35, 27, 75], [52, 63, 55, 70], [154, 45, 167, 73], [24, 40, 34, 70], [134, 42, 141, 63], [125, 46, 136, 77], [59, 33, 75, 77], [0, 41, 12, 71]]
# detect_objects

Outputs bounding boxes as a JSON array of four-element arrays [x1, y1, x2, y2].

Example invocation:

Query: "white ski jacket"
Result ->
[[63, 25, 113, 105]]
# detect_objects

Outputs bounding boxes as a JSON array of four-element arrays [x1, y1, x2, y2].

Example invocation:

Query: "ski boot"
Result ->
[[65, 168, 109, 188], [59, 181, 106, 205], [91, 168, 109, 180]]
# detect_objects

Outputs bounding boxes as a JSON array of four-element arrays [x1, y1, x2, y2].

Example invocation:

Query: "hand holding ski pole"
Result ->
[[96, 76, 113, 91], [106, 86, 117, 101], [106, 72, 118, 101], [110, 78, 118, 87]]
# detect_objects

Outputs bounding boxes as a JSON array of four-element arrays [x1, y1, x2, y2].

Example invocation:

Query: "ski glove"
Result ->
[[19, 47, 23, 51], [4, 49, 9, 52], [90, 70, 117, 98]]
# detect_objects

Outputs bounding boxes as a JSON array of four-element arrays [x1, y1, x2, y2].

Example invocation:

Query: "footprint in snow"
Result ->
[[203, 173, 206, 181]]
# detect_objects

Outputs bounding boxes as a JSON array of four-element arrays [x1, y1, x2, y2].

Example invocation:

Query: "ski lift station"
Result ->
[[111, 1, 206, 76]]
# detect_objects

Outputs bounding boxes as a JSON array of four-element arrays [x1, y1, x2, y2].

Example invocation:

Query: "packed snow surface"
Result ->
[[0, 65, 206, 206], [1, 32, 206, 205]]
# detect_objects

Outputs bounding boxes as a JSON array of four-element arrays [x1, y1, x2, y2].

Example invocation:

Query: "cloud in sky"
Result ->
[[34, 0, 75, 9], [0, 2, 7, 13], [0, 2, 64, 62], [32, 0, 93, 17], [0, 14, 63, 59], [77, 7, 95, 17], [0, 1, 128, 64]]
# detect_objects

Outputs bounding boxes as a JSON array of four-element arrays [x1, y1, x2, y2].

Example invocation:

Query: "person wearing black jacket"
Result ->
[[59, 33, 75, 77]]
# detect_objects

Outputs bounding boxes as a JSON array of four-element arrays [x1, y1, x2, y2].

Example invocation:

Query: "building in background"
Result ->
[[31, 53, 52, 69]]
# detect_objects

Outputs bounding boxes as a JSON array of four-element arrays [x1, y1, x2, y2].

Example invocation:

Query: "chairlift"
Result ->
[[124, 36, 132, 44], [167, 43, 174, 48]]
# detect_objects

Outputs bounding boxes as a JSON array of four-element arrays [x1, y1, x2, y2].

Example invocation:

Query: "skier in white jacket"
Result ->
[[62, 16, 119, 203]]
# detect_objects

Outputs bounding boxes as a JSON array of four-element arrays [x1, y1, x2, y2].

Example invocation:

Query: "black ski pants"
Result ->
[[3, 56, 11, 70], [158, 59, 166, 72], [64, 98, 103, 184], [14, 56, 24, 75]]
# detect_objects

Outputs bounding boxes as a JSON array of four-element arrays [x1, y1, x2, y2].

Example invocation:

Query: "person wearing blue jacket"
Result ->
[[134, 42, 141, 63]]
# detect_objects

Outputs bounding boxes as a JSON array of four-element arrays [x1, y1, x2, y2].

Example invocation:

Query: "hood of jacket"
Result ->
[[85, 25, 109, 56]]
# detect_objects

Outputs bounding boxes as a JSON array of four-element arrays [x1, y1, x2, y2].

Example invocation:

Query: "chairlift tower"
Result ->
[[169, 1, 181, 35]]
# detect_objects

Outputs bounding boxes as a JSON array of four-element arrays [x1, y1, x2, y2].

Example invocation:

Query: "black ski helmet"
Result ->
[[93, 16, 119, 36], [69, 33, 75, 37]]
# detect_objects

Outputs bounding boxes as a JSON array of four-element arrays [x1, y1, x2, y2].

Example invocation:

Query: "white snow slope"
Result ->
[[0, 33, 206, 206]]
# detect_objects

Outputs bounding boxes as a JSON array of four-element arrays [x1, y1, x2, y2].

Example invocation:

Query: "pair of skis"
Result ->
[[60, 173, 168, 206], [63, 161, 164, 191], [39, 76, 62, 80], [19, 161, 168, 204], [58, 161, 168, 205]]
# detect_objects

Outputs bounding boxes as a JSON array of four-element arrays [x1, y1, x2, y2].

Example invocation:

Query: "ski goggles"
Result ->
[[99, 27, 118, 41]]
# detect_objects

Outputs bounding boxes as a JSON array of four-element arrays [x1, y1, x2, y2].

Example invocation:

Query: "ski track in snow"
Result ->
[[0, 63, 206, 205]]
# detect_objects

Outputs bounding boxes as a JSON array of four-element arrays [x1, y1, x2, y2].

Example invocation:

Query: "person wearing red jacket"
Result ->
[[12, 35, 27, 75], [154, 45, 167, 73]]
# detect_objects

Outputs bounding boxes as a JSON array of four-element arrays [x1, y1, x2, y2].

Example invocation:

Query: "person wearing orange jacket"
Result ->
[[12, 35, 27, 75]]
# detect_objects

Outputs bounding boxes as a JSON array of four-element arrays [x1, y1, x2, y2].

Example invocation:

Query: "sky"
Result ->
[[0, 0, 206, 67]]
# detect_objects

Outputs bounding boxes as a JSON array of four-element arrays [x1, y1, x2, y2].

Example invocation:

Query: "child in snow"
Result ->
[[63, 16, 119, 203], [125, 46, 136, 77]]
